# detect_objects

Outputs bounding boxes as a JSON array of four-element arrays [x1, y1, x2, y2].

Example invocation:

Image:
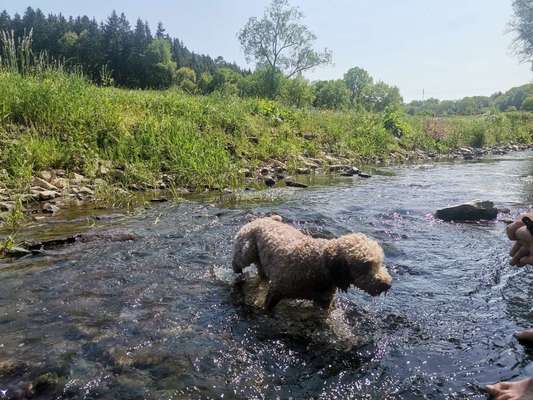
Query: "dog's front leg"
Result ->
[[312, 289, 335, 313]]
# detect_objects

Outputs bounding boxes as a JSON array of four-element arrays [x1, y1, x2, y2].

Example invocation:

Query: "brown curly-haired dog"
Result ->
[[232, 216, 392, 311]]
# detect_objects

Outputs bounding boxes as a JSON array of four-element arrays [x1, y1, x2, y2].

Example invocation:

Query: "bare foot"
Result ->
[[516, 329, 533, 345], [486, 378, 533, 399]]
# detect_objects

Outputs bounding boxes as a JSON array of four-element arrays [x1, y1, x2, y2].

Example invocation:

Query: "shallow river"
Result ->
[[3, 152, 533, 399]]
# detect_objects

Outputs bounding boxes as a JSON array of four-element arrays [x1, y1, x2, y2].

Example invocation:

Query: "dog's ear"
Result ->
[[328, 255, 351, 291]]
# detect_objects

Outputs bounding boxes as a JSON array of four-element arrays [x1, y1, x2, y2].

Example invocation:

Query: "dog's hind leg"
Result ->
[[232, 233, 258, 274], [264, 287, 283, 312], [313, 290, 335, 312]]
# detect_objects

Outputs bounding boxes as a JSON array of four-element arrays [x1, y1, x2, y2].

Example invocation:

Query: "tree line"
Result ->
[[406, 84, 533, 116], [0, 7, 246, 88], [2, 0, 532, 116], [0, 4, 404, 112]]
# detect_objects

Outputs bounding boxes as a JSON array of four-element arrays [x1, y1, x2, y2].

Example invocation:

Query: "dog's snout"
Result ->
[[369, 280, 392, 296]]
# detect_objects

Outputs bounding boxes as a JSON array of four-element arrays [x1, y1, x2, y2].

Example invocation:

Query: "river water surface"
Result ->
[[3, 153, 533, 399]]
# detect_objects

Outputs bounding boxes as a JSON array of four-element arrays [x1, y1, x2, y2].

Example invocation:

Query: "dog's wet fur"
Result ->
[[232, 216, 392, 311]]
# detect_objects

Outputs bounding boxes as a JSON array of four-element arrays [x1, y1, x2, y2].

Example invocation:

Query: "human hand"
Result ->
[[508, 213, 533, 266]]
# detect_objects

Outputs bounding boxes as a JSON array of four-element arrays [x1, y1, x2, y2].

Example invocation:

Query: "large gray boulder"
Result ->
[[435, 200, 498, 222]]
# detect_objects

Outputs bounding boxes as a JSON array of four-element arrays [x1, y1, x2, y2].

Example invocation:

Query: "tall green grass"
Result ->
[[0, 70, 532, 191]]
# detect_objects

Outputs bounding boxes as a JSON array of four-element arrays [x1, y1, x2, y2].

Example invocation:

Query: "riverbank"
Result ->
[[1, 70, 533, 226]]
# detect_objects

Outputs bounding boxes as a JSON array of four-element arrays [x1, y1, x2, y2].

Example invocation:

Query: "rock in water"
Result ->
[[435, 200, 498, 222], [42, 203, 60, 214], [264, 176, 276, 187], [285, 179, 308, 188]]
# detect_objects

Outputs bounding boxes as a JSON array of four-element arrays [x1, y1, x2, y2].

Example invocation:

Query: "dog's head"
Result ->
[[326, 233, 391, 296]]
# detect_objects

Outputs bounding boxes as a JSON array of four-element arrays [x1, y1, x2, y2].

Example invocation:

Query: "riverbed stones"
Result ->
[[259, 167, 273, 176], [38, 170, 53, 182], [329, 164, 351, 173], [0, 201, 14, 212], [264, 176, 276, 187], [435, 200, 498, 222], [78, 186, 94, 196], [296, 167, 311, 175], [4, 246, 32, 257], [42, 202, 60, 214], [98, 164, 110, 176], [38, 190, 59, 201], [340, 167, 361, 176], [71, 173, 86, 184], [32, 177, 58, 191], [358, 172, 372, 178], [32, 372, 62, 396], [0, 360, 25, 376], [51, 177, 69, 189], [301, 159, 320, 170], [239, 168, 253, 178], [269, 159, 287, 172]]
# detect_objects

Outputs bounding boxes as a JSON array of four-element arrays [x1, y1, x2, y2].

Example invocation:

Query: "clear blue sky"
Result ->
[[2, 0, 531, 101]]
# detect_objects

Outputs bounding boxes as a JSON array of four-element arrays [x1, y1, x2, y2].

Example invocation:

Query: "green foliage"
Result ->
[[143, 38, 177, 89], [368, 82, 403, 112], [407, 85, 533, 116], [1, 70, 532, 195], [238, 67, 284, 98], [511, 0, 533, 67], [343, 67, 373, 107], [0, 196, 26, 255], [198, 72, 213, 95], [175, 67, 197, 93], [404, 113, 533, 150], [313, 80, 350, 109], [0, 7, 245, 87], [210, 67, 242, 95], [383, 109, 410, 138], [522, 96, 533, 111], [279, 76, 314, 108], [312, 67, 402, 112], [238, 0, 331, 78]]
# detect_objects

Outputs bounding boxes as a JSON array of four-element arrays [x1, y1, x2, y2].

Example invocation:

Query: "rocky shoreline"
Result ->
[[0, 142, 532, 223]]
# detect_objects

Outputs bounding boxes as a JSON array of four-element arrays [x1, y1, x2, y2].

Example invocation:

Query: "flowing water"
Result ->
[[3, 153, 533, 399]]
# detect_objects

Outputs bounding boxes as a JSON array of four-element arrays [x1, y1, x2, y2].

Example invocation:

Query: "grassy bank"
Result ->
[[1, 70, 533, 193]]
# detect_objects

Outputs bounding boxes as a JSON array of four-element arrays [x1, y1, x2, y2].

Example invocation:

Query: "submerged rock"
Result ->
[[42, 202, 60, 214], [435, 200, 498, 222], [285, 179, 308, 188]]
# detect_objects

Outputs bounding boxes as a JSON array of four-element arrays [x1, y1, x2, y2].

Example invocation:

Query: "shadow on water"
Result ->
[[4, 152, 533, 398]]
